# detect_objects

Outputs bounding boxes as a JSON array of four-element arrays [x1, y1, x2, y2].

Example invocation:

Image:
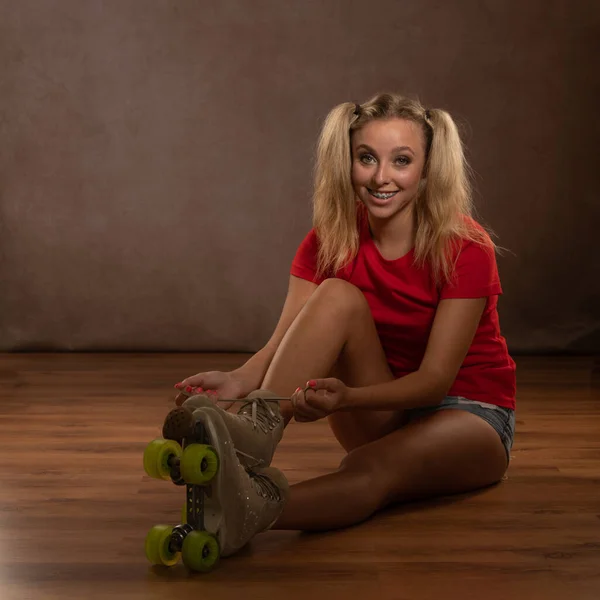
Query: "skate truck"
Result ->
[[142, 416, 221, 573]]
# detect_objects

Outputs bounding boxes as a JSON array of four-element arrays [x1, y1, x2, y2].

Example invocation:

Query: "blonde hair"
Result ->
[[312, 92, 499, 288]]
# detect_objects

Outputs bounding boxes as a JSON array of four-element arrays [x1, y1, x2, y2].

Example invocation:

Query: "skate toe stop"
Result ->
[[162, 407, 195, 442]]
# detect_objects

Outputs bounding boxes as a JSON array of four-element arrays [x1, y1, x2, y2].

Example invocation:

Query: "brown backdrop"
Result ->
[[1, 1, 598, 354]]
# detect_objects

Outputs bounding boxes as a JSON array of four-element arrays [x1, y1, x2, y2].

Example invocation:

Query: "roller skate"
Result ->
[[143, 405, 289, 571], [162, 388, 287, 469]]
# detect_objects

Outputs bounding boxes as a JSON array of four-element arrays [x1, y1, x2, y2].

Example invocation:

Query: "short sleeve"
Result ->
[[290, 229, 328, 285], [440, 240, 503, 299]]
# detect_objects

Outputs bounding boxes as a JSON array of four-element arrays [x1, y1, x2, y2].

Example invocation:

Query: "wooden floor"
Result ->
[[0, 354, 598, 600]]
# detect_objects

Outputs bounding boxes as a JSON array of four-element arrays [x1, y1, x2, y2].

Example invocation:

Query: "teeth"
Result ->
[[370, 190, 397, 200]]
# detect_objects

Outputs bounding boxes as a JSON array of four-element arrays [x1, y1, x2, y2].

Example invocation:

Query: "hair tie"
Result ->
[[354, 103, 361, 116], [425, 109, 432, 121]]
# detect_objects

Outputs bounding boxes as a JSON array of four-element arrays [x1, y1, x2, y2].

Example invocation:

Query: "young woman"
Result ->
[[165, 92, 516, 559]]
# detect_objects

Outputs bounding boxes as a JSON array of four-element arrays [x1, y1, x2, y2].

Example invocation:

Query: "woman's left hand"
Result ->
[[291, 378, 349, 423]]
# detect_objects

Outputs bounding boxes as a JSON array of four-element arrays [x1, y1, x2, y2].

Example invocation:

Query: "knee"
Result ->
[[316, 279, 370, 317], [338, 447, 390, 506], [339, 446, 382, 477]]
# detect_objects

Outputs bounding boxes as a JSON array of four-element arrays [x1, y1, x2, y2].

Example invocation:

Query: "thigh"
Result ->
[[341, 408, 509, 509], [406, 398, 515, 463], [264, 278, 392, 397], [313, 279, 394, 391], [324, 283, 404, 452], [263, 277, 402, 449], [328, 359, 405, 453]]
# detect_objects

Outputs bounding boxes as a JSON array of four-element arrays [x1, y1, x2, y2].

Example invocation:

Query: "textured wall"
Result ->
[[0, 0, 598, 353]]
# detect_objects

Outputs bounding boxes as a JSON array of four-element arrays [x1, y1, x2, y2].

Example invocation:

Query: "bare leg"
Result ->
[[272, 409, 509, 531], [255, 279, 403, 447]]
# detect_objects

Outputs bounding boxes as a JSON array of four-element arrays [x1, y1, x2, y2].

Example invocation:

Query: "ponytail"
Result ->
[[312, 103, 361, 279]]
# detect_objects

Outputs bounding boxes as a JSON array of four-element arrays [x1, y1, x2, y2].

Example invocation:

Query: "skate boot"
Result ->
[[162, 389, 286, 468], [192, 405, 289, 557]]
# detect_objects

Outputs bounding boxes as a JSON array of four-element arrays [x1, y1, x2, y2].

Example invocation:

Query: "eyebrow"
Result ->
[[356, 144, 415, 155]]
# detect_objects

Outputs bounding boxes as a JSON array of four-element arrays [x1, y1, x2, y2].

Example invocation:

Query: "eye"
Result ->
[[359, 153, 376, 164], [395, 156, 411, 166]]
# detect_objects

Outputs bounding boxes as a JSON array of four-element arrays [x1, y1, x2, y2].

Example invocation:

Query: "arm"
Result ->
[[343, 297, 487, 410], [231, 275, 318, 393]]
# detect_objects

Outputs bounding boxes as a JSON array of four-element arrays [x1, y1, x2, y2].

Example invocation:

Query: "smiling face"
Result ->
[[351, 118, 427, 220]]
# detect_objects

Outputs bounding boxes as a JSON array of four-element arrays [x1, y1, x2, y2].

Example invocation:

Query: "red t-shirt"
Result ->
[[290, 211, 516, 410]]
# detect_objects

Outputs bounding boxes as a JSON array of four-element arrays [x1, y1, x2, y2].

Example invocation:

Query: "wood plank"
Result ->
[[0, 354, 598, 599]]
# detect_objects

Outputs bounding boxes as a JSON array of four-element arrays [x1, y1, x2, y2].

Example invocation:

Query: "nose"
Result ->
[[373, 162, 392, 187]]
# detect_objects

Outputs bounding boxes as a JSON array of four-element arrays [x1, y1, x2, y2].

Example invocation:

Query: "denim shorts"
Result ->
[[405, 396, 516, 461]]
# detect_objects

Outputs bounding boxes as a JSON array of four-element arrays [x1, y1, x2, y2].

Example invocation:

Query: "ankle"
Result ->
[[280, 401, 294, 426]]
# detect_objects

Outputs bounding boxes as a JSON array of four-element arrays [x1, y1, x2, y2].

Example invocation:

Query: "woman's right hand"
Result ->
[[174, 370, 247, 409]]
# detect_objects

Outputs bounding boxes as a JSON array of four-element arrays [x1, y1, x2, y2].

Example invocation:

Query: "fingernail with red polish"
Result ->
[[185, 386, 193, 392], [175, 382, 183, 388], [308, 380, 316, 387], [295, 387, 301, 393]]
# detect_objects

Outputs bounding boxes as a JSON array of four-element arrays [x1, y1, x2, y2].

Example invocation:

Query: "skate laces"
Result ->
[[249, 470, 282, 502], [237, 396, 281, 434], [234, 448, 266, 470]]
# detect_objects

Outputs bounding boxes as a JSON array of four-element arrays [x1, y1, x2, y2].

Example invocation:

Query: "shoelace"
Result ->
[[249, 470, 282, 502], [237, 396, 284, 435], [228, 395, 289, 469], [235, 448, 265, 470]]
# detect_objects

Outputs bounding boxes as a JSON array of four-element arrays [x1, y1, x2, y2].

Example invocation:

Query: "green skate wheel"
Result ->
[[182, 530, 220, 572], [143, 439, 182, 480], [145, 525, 179, 567], [180, 444, 219, 485]]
